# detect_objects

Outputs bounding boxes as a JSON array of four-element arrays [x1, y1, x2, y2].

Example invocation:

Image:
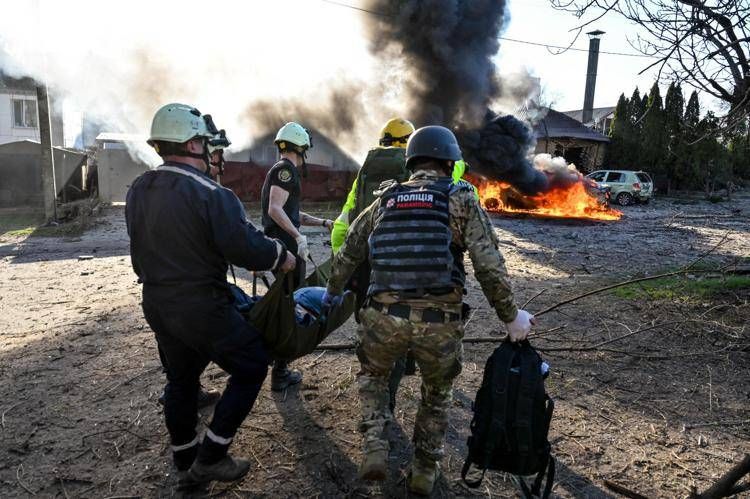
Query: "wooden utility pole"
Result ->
[[36, 83, 56, 222]]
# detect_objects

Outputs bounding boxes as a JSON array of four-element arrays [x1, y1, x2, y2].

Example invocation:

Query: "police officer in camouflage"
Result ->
[[324, 125, 535, 495]]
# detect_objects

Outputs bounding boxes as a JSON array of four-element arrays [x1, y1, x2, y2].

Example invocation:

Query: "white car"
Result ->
[[586, 170, 654, 206]]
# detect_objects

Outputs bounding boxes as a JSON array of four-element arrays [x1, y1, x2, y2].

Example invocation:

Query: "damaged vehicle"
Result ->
[[586, 170, 654, 206]]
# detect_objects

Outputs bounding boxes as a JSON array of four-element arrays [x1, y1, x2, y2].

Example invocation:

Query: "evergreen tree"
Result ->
[[681, 91, 702, 188], [606, 93, 631, 167], [727, 118, 750, 182], [694, 111, 730, 196], [662, 82, 684, 191], [641, 81, 666, 177], [626, 87, 645, 165]]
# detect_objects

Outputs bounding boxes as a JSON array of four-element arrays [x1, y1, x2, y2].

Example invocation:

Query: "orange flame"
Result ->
[[473, 178, 622, 221]]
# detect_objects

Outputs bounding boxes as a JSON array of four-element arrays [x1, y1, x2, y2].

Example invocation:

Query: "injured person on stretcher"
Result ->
[[293, 287, 327, 326], [234, 284, 328, 325], [233, 274, 356, 361]]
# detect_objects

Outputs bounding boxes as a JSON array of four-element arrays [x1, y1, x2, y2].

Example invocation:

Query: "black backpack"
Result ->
[[462, 340, 555, 498]]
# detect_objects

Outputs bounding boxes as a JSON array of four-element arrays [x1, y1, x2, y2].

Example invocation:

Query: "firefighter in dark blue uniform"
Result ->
[[260, 122, 333, 391], [126, 103, 296, 485]]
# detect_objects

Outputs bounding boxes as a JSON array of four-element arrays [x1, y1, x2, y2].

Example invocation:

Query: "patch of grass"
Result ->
[[613, 274, 750, 300], [0, 210, 87, 238], [0, 211, 43, 237]]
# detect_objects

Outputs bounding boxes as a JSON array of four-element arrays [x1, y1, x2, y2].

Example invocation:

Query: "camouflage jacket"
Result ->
[[327, 170, 518, 323]]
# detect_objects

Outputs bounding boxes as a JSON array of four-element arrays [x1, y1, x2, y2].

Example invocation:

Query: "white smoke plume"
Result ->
[[0, 0, 405, 165], [533, 153, 584, 188]]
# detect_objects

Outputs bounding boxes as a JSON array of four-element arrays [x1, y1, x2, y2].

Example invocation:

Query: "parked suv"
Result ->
[[586, 170, 654, 206]]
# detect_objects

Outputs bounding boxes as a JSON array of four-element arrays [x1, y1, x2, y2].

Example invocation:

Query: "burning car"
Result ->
[[466, 154, 622, 221]]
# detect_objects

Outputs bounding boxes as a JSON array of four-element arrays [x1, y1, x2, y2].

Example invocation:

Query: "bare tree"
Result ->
[[550, 0, 750, 130]]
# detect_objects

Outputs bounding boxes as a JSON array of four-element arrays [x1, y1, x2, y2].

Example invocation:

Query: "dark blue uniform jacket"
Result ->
[[125, 162, 282, 297]]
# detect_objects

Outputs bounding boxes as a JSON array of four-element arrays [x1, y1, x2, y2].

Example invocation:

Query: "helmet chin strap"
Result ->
[[184, 138, 211, 174], [300, 149, 308, 178]]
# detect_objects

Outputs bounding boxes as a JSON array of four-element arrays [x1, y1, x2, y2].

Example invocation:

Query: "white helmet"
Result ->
[[147, 103, 217, 146], [274, 122, 311, 151]]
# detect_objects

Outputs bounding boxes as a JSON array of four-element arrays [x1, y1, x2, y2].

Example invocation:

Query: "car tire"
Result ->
[[616, 192, 634, 206]]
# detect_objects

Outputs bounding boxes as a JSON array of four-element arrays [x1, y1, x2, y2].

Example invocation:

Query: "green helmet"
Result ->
[[275, 122, 311, 151], [147, 103, 217, 146]]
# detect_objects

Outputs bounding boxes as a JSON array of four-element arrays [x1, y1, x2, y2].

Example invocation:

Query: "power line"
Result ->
[[320, 0, 389, 16], [319, 0, 656, 59], [499, 36, 655, 58]]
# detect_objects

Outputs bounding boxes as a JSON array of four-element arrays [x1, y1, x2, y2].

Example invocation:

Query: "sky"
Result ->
[[0, 0, 716, 157], [499, 0, 662, 111], [502, 0, 722, 115]]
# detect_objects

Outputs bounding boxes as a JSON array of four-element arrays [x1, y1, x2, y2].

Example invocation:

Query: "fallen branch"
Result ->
[[1, 402, 21, 429], [532, 321, 684, 353], [16, 465, 36, 496], [690, 454, 750, 499], [534, 233, 731, 318], [82, 427, 161, 445], [314, 326, 567, 350], [684, 419, 750, 431], [603, 479, 648, 499], [596, 345, 738, 360], [102, 366, 160, 395], [522, 288, 547, 309], [58, 477, 70, 499], [466, 326, 566, 343]]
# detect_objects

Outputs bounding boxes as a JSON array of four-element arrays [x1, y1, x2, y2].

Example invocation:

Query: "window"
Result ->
[[606, 172, 624, 183], [588, 171, 606, 182], [12, 99, 38, 128], [636, 172, 652, 183]]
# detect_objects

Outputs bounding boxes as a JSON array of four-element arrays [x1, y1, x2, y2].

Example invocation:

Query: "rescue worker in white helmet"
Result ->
[[260, 122, 334, 391], [126, 103, 296, 485]]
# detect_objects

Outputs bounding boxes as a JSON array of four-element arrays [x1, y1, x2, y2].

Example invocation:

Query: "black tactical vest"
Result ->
[[367, 179, 465, 297]]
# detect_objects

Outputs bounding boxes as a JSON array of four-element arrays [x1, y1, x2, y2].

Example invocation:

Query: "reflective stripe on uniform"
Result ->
[[156, 165, 217, 191], [171, 435, 200, 452], [205, 429, 233, 445]]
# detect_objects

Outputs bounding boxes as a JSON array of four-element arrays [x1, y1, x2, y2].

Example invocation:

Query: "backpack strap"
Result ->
[[514, 342, 542, 462], [518, 456, 555, 499], [484, 343, 517, 465], [528, 455, 555, 499], [461, 343, 515, 489]]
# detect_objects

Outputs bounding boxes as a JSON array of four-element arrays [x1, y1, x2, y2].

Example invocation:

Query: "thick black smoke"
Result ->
[[365, 0, 549, 194], [457, 112, 549, 194], [365, 0, 506, 127]]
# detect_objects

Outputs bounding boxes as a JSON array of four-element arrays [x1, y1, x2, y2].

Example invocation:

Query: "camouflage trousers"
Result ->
[[356, 305, 464, 463]]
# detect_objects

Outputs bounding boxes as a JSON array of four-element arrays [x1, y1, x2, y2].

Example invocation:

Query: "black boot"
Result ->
[[271, 361, 302, 391], [188, 454, 251, 483]]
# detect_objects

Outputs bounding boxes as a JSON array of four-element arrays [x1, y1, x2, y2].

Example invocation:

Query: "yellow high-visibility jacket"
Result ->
[[331, 159, 479, 253]]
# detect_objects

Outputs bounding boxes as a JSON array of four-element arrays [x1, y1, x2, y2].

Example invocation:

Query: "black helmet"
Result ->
[[405, 125, 462, 169]]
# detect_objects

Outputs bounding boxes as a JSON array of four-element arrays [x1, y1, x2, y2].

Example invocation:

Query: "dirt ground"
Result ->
[[1, 195, 748, 498]]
